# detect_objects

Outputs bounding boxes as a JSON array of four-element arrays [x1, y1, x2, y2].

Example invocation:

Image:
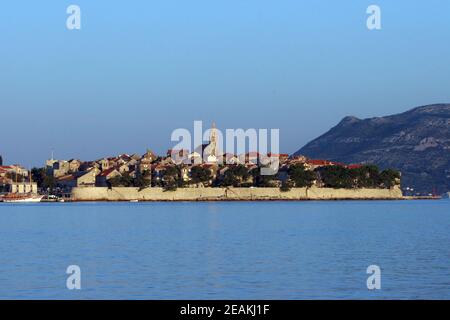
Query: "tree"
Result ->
[[31, 167, 56, 192], [109, 173, 133, 187], [220, 165, 250, 187], [31, 167, 46, 186], [133, 175, 150, 189], [161, 166, 181, 191], [380, 169, 401, 188], [353, 165, 381, 188], [280, 180, 293, 192], [288, 164, 316, 188], [250, 167, 277, 187], [42, 175, 57, 191], [190, 166, 212, 186], [317, 165, 355, 189], [6, 172, 25, 183]]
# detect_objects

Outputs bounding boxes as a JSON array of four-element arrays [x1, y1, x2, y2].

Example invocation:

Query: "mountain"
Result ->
[[294, 104, 450, 195]]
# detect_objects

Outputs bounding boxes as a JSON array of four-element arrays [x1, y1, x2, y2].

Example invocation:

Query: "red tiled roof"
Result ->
[[347, 164, 363, 169], [99, 168, 117, 177], [306, 159, 333, 166], [267, 153, 289, 157], [306, 159, 348, 167]]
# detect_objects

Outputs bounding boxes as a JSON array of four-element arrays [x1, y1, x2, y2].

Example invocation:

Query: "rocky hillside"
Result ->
[[294, 104, 450, 195]]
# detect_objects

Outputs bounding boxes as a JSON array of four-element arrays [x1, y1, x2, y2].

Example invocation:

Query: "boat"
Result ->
[[1, 193, 44, 203], [1, 168, 43, 203]]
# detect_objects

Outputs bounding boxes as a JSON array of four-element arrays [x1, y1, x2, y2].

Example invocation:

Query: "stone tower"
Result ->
[[209, 122, 218, 157]]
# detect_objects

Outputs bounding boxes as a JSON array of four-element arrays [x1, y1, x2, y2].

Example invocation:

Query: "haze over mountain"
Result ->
[[294, 104, 450, 195]]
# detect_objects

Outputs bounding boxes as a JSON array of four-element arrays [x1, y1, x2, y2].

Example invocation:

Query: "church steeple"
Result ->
[[209, 122, 217, 156]]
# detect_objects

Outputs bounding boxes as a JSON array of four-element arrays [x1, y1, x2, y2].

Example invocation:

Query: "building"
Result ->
[[0, 166, 14, 177], [138, 158, 153, 174], [99, 158, 110, 171], [267, 153, 290, 164], [68, 159, 82, 173], [223, 153, 240, 165], [143, 149, 157, 162], [167, 149, 190, 164], [202, 122, 219, 164], [46, 158, 70, 178], [57, 168, 100, 190], [0, 162, 35, 194], [95, 168, 121, 187], [8, 182, 38, 194]]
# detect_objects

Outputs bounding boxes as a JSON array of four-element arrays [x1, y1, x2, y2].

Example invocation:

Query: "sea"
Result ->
[[0, 200, 449, 299]]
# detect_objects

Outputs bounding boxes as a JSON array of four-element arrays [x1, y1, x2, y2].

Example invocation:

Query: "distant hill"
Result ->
[[294, 104, 450, 195]]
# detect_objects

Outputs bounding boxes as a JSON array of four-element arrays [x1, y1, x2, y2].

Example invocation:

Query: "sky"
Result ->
[[1, 0, 450, 167]]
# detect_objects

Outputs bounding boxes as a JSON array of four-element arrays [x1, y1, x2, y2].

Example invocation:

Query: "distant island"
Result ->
[[1, 124, 404, 202], [295, 104, 450, 196]]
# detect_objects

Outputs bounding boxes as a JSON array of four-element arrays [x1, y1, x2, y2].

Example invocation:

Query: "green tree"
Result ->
[[31, 167, 46, 186], [280, 180, 293, 192], [42, 175, 57, 191], [353, 165, 381, 188], [161, 166, 181, 191], [6, 172, 25, 183], [250, 167, 277, 187], [220, 165, 250, 187], [288, 164, 316, 187], [109, 173, 133, 187], [30, 167, 56, 192], [133, 175, 150, 189], [379, 169, 400, 188], [317, 165, 355, 189], [190, 166, 212, 186]]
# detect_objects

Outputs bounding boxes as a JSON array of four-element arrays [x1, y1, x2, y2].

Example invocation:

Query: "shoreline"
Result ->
[[2, 187, 444, 203], [69, 186, 405, 202], [1, 197, 441, 204]]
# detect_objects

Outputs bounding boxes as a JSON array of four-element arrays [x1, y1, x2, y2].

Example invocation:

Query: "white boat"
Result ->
[[1, 193, 44, 203], [0, 167, 43, 203]]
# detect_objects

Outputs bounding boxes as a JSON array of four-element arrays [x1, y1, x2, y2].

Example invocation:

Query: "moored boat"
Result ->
[[1, 193, 44, 203]]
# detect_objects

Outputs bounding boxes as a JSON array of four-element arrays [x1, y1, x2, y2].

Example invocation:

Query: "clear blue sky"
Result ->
[[1, 1, 449, 167]]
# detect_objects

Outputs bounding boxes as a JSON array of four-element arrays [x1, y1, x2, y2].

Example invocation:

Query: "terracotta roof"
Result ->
[[306, 159, 348, 167], [306, 159, 333, 166], [347, 164, 363, 169], [267, 153, 289, 157], [99, 168, 118, 177]]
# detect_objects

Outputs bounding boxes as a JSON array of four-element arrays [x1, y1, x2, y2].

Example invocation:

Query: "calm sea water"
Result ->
[[0, 200, 449, 299]]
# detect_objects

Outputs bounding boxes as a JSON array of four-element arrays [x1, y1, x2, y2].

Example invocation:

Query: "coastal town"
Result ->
[[0, 126, 402, 202]]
